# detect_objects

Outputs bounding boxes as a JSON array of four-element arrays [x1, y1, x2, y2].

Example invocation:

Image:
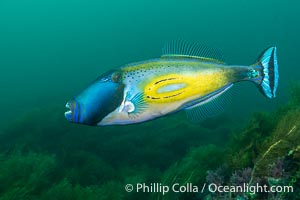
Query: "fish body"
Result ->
[[65, 41, 279, 126], [102, 58, 242, 125]]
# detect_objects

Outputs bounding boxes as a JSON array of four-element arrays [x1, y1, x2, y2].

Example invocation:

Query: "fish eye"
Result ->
[[112, 71, 122, 83]]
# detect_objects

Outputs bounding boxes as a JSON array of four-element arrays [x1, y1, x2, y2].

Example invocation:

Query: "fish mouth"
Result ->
[[64, 102, 73, 121]]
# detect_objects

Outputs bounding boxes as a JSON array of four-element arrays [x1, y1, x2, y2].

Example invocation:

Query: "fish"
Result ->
[[64, 40, 279, 126]]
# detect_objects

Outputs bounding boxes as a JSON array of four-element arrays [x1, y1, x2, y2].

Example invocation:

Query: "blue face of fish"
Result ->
[[64, 70, 124, 125]]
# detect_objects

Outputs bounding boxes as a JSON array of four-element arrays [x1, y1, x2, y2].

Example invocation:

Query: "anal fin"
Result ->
[[184, 84, 234, 122]]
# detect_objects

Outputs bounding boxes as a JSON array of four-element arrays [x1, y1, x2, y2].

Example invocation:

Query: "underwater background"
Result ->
[[0, 0, 300, 199]]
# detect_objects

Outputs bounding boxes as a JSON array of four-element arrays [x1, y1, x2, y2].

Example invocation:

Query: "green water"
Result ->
[[0, 0, 300, 199]]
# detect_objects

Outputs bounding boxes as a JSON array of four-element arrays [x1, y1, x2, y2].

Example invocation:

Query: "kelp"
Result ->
[[251, 109, 300, 178], [202, 83, 300, 200], [155, 145, 224, 200], [0, 151, 56, 200], [226, 111, 278, 170]]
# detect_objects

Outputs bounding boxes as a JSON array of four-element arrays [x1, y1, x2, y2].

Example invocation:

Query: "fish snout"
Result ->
[[64, 99, 79, 123]]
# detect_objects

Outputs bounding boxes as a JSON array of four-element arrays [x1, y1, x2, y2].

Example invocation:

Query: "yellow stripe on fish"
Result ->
[[144, 71, 229, 103]]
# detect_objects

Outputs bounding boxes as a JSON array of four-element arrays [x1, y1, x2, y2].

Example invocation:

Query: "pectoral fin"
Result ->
[[119, 92, 148, 118]]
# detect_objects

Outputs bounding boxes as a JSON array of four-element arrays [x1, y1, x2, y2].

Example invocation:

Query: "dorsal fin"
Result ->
[[161, 40, 226, 64]]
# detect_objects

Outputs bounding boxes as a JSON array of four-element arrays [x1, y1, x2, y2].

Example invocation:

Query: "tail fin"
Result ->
[[251, 46, 279, 98]]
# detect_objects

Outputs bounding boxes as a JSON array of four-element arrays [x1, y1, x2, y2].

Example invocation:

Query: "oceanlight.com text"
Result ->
[[208, 183, 293, 195], [124, 182, 293, 195]]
